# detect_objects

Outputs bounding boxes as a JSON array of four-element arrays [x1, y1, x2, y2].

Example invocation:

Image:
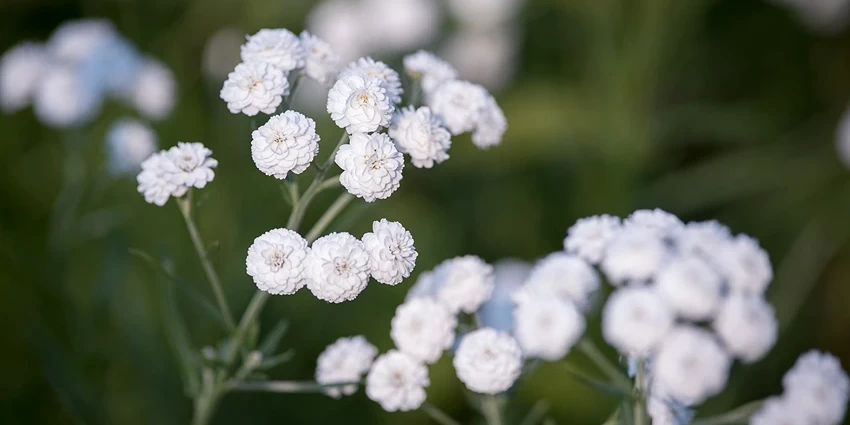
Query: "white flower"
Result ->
[[137, 152, 177, 206], [162, 142, 218, 190], [403, 50, 458, 95], [341, 57, 403, 104], [782, 350, 850, 425], [47, 19, 117, 64], [316, 335, 377, 398], [441, 28, 519, 91], [837, 105, 850, 169], [750, 397, 811, 425], [601, 227, 669, 284], [389, 106, 452, 168], [513, 295, 584, 361], [0, 42, 47, 113], [220, 61, 288, 116], [453, 328, 523, 394], [654, 326, 731, 405], [655, 256, 723, 321], [240, 29, 306, 73], [360, 0, 441, 54], [106, 118, 158, 175], [675, 220, 732, 264], [391, 298, 456, 364], [251, 110, 320, 179], [563, 214, 622, 264], [299, 31, 340, 84], [406, 270, 439, 300], [713, 295, 777, 363], [429, 80, 490, 135], [362, 219, 417, 285], [246, 228, 310, 295], [602, 286, 673, 356], [715, 235, 773, 295], [445, 0, 523, 30], [623, 208, 684, 240], [327, 73, 393, 134], [335, 132, 404, 202], [517, 252, 599, 308], [432, 255, 495, 314], [472, 95, 507, 149], [366, 350, 429, 412], [128, 58, 176, 121], [306, 232, 371, 303], [33, 65, 102, 128], [478, 260, 532, 332]]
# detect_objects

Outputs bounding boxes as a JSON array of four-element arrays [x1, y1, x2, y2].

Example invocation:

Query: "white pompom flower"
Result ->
[[782, 350, 850, 425], [564, 214, 622, 264], [327, 73, 393, 134], [33, 65, 102, 128], [341, 57, 403, 104], [220, 61, 288, 116], [316, 335, 378, 398], [362, 219, 417, 285], [366, 350, 430, 412], [306, 232, 371, 303], [391, 298, 457, 364], [161, 142, 219, 190], [246, 228, 310, 295], [335, 132, 404, 202], [602, 286, 673, 356], [403, 50, 458, 95], [655, 255, 723, 321], [299, 31, 340, 84], [713, 294, 777, 363], [432, 255, 495, 314], [0, 42, 47, 113], [513, 294, 585, 361], [750, 397, 810, 425], [389, 106, 452, 168], [106, 118, 158, 176], [429, 80, 489, 135], [517, 252, 599, 308], [251, 110, 320, 179], [453, 328, 523, 394], [471, 95, 507, 149], [406, 270, 439, 301], [129, 58, 176, 121], [240, 29, 306, 73], [137, 152, 178, 206], [601, 227, 669, 284], [715, 234, 773, 295], [623, 208, 684, 240], [676, 220, 732, 264], [653, 326, 732, 406]]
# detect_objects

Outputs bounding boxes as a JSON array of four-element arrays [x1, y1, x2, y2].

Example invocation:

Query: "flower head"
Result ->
[[713, 294, 777, 363], [563, 214, 622, 264], [750, 397, 811, 425], [240, 29, 306, 72], [306, 232, 371, 303], [366, 350, 430, 411], [246, 228, 310, 295], [316, 336, 378, 398], [513, 295, 585, 361], [47, 19, 117, 64], [341, 57, 403, 104], [623, 208, 684, 240], [655, 255, 723, 321], [601, 227, 669, 284], [715, 235, 773, 295], [471, 95, 507, 149], [161, 142, 218, 190], [389, 106, 452, 168], [220, 61, 288, 116], [33, 65, 102, 128], [653, 326, 731, 405], [782, 350, 850, 425], [362, 219, 417, 285], [299, 31, 340, 84], [251, 110, 320, 179], [0, 42, 47, 113], [106, 118, 158, 175], [429, 80, 489, 135], [391, 298, 456, 364], [137, 152, 177, 206], [403, 50, 458, 95], [516, 252, 599, 308], [335, 133, 404, 202], [128, 58, 176, 121], [406, 270, 439, 301], [327, 73, 393, 134], [433, 255, 495, 314], [453, 328, 523, 394], [602, 286, 673, 356]]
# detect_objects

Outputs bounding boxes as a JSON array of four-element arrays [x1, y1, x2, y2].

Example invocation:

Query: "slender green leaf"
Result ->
[[258, 320, 290, 355]]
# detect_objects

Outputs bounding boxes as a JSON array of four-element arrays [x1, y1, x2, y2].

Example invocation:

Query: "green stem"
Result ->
[[286, 133, 349, 230], [176, 194, 236, 330], [421, 401, 463, 425], [223, 290, 269, 364], [280, 74, 302, 111], [559, 362, 629, 398], [481, 395, 504, 425], [228, 380, 359, 393], [191, 368, 221, 425], [305, 192, 353, 243], [519, 400, 551, 425], [577, 339, 631, 390], [691, 400, 765, 425], [634, 359, 647, 425]]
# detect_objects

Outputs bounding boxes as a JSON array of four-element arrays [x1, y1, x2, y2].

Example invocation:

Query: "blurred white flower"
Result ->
[[429, 80, 489, 135], [675, 220, 732, 264], [306, 232, 371, 303], [246, 228, 310, 295], [202, 27, 243, 81], [366, 350, 430, 411], [341, 57, 403, 105], [327, 73, 393, 134], [33, 65, 102, 128], [715, 235, 773, 295], [406, 269, 439, 301], [602, 286, 673, 356], [516, 252, 599, 308], [403, 51, 458, 96], [299, 31, 340, 85], [623, 208, 684, 240], [654, 326, 731, 406], [105, 118, 158, 175], [47, 19, 117, 64], [432, 255, 495, 314], [251, 110, 320, 179], [316, 335, 377, 398], [563, 214, 622, 264], [749, 397, 810, 425], [782, 350, 850, 425], [137, 152, 177, 206], [837, 105, 850, 169], [445, 0, 525, 30], [514, 294, 584, 361], [220, 61, 288, 116], [389, 106, 452, 168], [307, 0, 366, 62], [713, 295, 777, 363], [601, 227, 669, 284], [360, 0, 440, 53], [655, 256, 723, 321], [453, 328, 523, 394], [472, 95, 507, 149], [769, 0, 850, 33], [0, 42, 47, 113], [441, 29, 519, 91], [129, 58, 176, 121], [240, 29, 306, 73], [335, 132, 404, 202], [477, 259, 532, 332], [136, 142, 217, 206], [391, 298, 456, 363], [362, 219, 417, 285]]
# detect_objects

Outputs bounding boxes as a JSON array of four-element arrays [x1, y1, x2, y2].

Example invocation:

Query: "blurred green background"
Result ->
[[2, 0, 850, 423]]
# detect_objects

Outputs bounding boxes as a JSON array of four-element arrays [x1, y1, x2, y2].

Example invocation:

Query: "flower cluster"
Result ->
[[136, 142, 218, 206]]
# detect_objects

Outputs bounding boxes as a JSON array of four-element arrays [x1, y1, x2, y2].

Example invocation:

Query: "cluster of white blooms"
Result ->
[[751, 350, 850, 425], [0, 19, 176, 126], [315, 335, 378, 398], [136, 142, 218, 206], [426, 80, 506, 149], [250, 111, 320, 179]]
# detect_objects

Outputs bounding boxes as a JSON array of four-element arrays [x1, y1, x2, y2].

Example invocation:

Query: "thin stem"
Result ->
[[223, 290, 269, 364], [634, 359, 647, 425], [559, 362, 629, 398], [280, 74, 302, 111], [229, 380, 358, 393], [287, 133, 349, 229], [519, 400, 551, 425], [481, 395, 504, 425], [176, 194, 235, 330], [577, 339, 631, 390], [191, 367, 221, 425], [421, 401, 463, 425], [691, 400, 765, 425], [305, 192, 354, 243]]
